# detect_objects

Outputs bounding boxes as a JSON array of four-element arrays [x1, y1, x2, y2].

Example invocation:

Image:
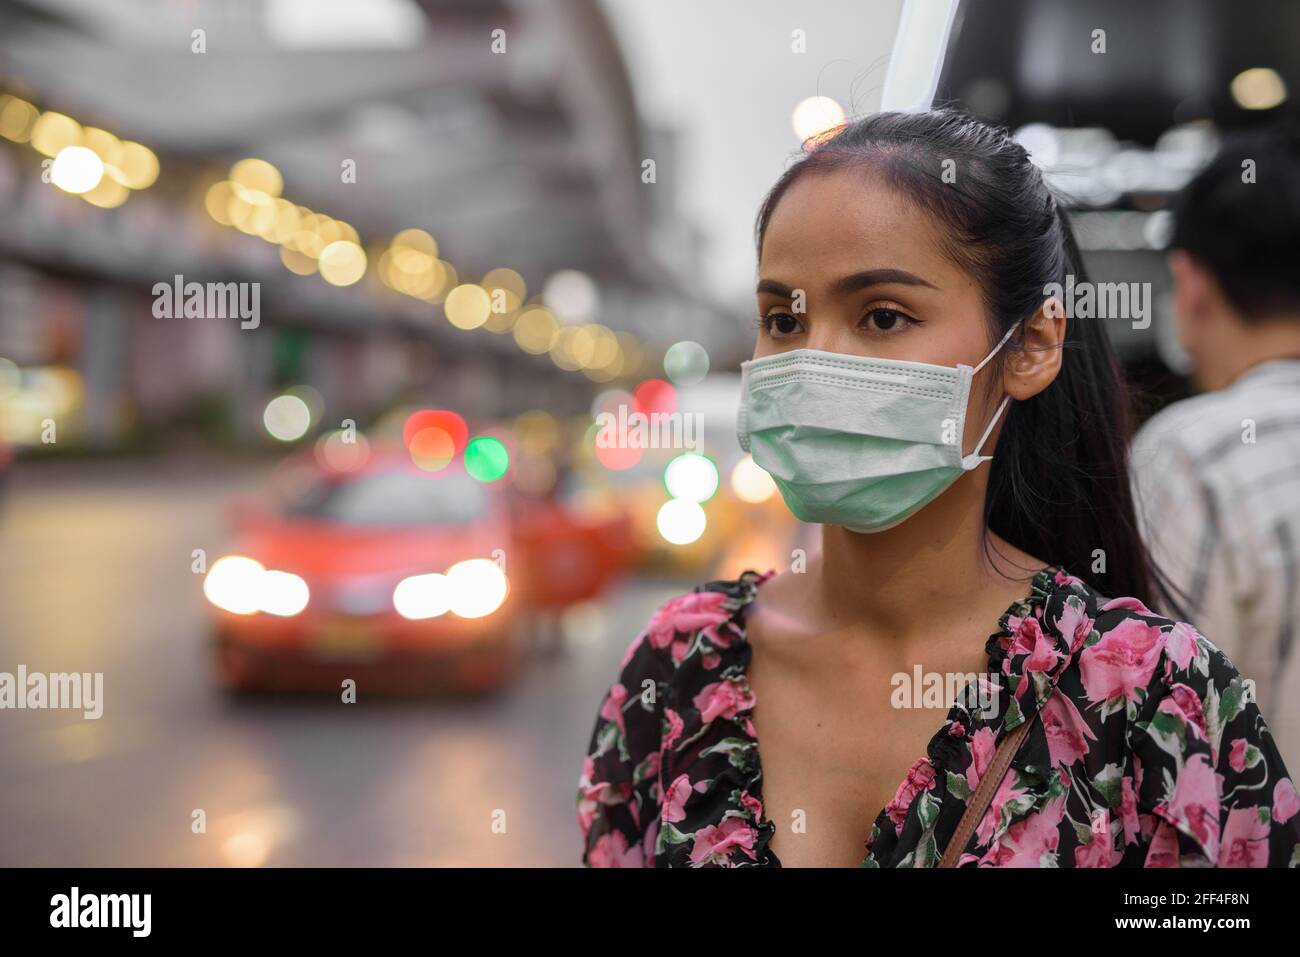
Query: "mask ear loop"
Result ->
[[972, 322, 1021, 375], [962, 322, 1021, 469], [961, 395, 1012, 469]]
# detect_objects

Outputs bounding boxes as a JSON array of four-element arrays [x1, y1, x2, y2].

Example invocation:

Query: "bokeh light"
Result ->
[[633, 378, 676, 415], [444, 283, 492, 330], [542, 269, 597, 323], [664, 453, 719, 503], [229, 157, 283, 197], [446, 559, 509, 618], [50, 146, 104, 194], [464, 436, 509, 482], [663, 340, 710, 386], [513, 306, 559, 354], [314, 429, 371, 473], [791, 95, 845, 143], [731, 455, 778, 503], [402, 410, 468, 452], [263, 394, 312, 441], [317, 240, 367, 286], [1231, 67, 1287, 110], [259, 570, 310, 617], [656, 498, 707, 546], [393, 573, 452, 620], [30, 111, 81, 157], [408, 427, 455, 472]]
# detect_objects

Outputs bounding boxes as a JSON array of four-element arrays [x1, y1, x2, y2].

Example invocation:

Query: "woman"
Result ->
[[575, 110, 1300, 867]]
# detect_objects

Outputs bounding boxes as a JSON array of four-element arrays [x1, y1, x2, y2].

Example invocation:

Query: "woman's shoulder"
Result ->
[[618, 569, 773, 680], [1041, 571, 1293, 787], [1027, 567, 1248, 705], [1009, 569, 1299, 865]]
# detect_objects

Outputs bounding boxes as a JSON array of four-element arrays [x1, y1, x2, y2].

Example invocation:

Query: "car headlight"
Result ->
[[393, 559, 508, 620], [203, 555, 309, 617], [393, 573, 452, 621], [204, 556, 266, 615], [258, 569, 310, 617], [446, 559, 509, 619]]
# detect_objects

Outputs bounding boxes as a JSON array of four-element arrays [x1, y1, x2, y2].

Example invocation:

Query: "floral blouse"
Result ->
[[576, 566, 1300, 867]]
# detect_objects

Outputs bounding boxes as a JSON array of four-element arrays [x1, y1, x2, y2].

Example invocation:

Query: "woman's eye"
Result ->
[[862, 308, 914, 333], [760, 312, 802, 338]]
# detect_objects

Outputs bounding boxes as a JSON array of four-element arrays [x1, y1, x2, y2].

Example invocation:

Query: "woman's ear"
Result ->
[[1001, 304, 1066, 401]]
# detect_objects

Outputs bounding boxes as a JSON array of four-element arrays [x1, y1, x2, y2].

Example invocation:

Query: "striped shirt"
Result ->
[[1131, 358, 1300, 777]]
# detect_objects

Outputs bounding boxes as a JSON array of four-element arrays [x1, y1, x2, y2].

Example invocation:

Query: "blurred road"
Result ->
[[0, 458, 684, 866]]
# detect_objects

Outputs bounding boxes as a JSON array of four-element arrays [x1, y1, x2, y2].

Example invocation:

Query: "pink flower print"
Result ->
[[1006, 613, 1048, 662], [1080, 617, 1167, 705], [693, 679, 755, 725], [1074, 813, 1116, 868], [587, 829, 644, 867], [884, 758, 937, 834], [1120, 776, 1141, 846], [1220, 805, 1271, 867], [1054, 600, 1094, 655], [1228, 737, 1249, 773], [1054, 569, 1085, 587], [662, 708, 684, 750], [688, 816, 759, 864], [1273, 778, 1300, 824], [1143, 820, 1181, 867], [965, 727, 998, 792], [646, 591, 732, 661], [600, 683, 628, 735], [1163, 622, 1199, 674], [662, 773, 694, 824], [975, 769, 1032, 848], [982, 796, 1066, 866], [1160, 683, 1207, 741], [1155, 751, 1221, 861], [1101, 594, 1157, 617], [1023, 628, 1065, 677], [642, 819, 658, 867], [1041, 690, 1097, 769]]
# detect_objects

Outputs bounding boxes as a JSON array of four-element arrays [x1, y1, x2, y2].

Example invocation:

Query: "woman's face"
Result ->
[[755, 165, 1004, 447]]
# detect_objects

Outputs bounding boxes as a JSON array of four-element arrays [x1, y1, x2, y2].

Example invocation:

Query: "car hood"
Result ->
[[229, 519, 505, 583]]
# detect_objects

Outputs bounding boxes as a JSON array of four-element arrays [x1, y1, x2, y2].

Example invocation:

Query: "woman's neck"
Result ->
[[813, 471, 1040, 643]]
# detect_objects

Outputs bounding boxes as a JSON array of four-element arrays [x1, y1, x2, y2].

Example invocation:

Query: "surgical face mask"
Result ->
[[736, 324, 1017, 533]]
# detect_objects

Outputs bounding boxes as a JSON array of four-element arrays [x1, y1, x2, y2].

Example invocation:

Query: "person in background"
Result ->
[[1132, 117, 1300, 776]]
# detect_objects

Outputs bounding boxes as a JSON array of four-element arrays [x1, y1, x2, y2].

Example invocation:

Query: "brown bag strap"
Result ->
[[937, 712, 1038, 868]]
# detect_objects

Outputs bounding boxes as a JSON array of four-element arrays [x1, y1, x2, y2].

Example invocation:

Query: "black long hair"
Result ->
[[754, 108, 1185, 612]]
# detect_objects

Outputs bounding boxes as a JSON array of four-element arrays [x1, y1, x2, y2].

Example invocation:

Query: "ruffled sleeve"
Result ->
[[1128, 620, 1300, 867], [576, 628, 673, 867]]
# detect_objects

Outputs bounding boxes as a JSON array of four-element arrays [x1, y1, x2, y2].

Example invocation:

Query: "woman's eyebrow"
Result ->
[[756, 269, 938, 297]]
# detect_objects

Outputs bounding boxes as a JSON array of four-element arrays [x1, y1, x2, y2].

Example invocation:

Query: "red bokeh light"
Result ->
[[403, 409, 468, 453], [633, 379, 676, 416]]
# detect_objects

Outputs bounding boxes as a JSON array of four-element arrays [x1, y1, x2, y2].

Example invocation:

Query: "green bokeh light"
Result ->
[[464, 435, 510, 482]]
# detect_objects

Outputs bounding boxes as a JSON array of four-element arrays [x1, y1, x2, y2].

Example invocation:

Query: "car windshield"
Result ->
[[286, 469, 489, 527]]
